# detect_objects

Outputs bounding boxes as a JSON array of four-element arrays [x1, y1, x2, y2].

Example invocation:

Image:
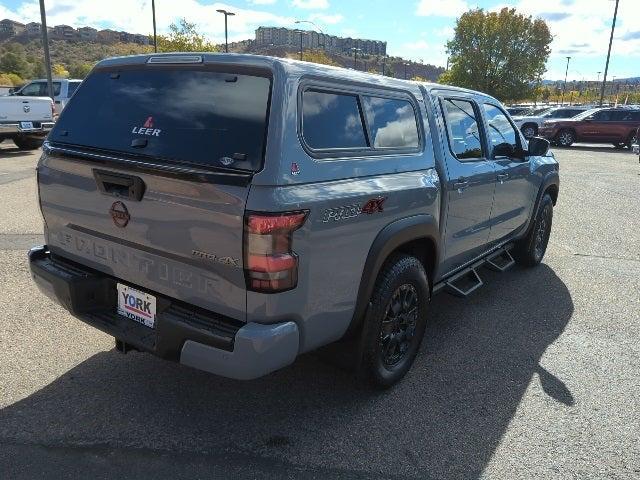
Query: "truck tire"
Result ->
[[513, 193, 553, 267], [521, 123, 537, 139], [555, 129, 575, 147], [13, 137, 43, 150], [360, 254, 429, 389], [626, 131, 638, 149]]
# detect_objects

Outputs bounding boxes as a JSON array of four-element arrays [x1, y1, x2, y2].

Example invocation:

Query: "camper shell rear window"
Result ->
[[50, 65, 272, 172]]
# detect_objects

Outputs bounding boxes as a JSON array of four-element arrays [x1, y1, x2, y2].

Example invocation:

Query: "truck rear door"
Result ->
[[38, 58, 273, 321], [432, 93, 496, 275]]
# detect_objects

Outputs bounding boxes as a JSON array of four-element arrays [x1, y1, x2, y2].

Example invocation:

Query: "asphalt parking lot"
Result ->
[[0, 142, 638, 479]]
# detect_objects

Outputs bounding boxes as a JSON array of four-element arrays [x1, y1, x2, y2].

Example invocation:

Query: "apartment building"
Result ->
[[0, 19, 25, 37], [255, 26, 386, 56]]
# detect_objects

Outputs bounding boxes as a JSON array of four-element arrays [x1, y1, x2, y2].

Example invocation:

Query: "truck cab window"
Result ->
[[441, 98, 484, 160], [483, 103, 519, 157], [19, 83, 42, 96]]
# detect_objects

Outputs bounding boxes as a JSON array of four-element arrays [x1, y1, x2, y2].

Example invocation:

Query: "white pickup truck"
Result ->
[[0, 95, 55, 150]]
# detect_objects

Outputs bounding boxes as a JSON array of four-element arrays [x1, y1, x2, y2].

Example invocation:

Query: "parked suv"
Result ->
[[28, 54, 559, 388], [512, 106, 589, 139], [539, 107, 640, 148]]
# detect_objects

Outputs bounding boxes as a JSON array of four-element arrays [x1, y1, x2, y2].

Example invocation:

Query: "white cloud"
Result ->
[[416, 0, 469, 18], [291, 0, 329, 10], [3, 1, 295, 44], [391, 40, 448, 68], [514, 0, 640, 63], [308, 13, 343, 25], [249, 0, 277, 5]]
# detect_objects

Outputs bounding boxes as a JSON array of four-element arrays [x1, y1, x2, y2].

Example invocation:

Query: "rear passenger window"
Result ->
[[302, 90, 367, 149], [362, 96, 419, 148], [441, 99, 484, 160]]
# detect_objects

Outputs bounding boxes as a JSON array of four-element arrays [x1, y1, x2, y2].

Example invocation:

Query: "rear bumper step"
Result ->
[[28, 245, 299, 380]]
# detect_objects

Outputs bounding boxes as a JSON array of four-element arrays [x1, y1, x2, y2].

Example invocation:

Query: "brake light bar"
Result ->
[[147, 55, 203, 64], [244, 211, 308, 293]]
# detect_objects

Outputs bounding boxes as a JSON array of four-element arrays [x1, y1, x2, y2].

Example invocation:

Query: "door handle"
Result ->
[[497, 173, 509, 183], [93, 169, 146, 201], [453, 179, 469, 192]]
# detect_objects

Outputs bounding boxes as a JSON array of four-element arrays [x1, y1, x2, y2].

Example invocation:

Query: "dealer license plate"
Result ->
[[117, 283, 156, 329]]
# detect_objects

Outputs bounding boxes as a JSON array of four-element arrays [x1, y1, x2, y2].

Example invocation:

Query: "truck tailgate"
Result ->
[[37, 62, 273, 322], [0, 96, 53, 122]]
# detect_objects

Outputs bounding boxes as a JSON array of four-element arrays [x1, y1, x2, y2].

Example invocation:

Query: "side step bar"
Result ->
[[444, 268, 483, 297], [485, 248, 515, 272], [433, 244, 515, 298]]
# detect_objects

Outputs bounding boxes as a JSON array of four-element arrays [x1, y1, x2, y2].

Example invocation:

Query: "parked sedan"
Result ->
[[538, 108, 640, 148]]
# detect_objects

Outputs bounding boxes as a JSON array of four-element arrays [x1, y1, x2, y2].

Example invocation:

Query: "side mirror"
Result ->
[[493, 142, 514, 158], [528, 136, 550, 156]]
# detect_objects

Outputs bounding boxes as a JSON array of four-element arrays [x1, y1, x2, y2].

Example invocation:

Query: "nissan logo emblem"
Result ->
[[23, 105, 30, 113], [109, 201, 130, 228]]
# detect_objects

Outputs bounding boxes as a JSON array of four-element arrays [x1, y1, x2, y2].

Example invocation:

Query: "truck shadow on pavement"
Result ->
[[0, 264, 573, 479]]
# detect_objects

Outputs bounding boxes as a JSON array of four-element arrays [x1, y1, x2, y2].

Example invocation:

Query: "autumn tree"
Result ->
[[302, 49, 338, 66], [68, 62, 94, 79], [156, 18, 219, 53], [52, 63, 69, 78], [439, 8, 552, 102]]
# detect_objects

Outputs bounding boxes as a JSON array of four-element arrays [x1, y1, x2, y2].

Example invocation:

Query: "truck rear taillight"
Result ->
[[244, 211, 308, 293]]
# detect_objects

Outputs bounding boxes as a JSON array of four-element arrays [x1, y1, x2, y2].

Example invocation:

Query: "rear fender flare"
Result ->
[[346, 214, 439, 336]]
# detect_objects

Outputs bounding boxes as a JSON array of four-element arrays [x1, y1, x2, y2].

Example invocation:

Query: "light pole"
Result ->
[[216, 9, 235, 53], [560, 56, 571, 106], [294, 30, 305, 60], [381, 54, 387, 76], [599, 0, 619, 106], [294, 20, 324, 50], [403, 62, 410, 80], [38, 0, 53, 100], [351, 47, 361, 70], [151, 0, 157, 52]]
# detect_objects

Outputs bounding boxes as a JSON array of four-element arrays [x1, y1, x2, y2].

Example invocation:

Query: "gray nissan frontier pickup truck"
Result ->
[[28, 53, 559, 388]]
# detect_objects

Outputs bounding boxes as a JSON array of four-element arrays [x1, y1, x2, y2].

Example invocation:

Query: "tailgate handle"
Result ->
[[93, 169, 146, 201]]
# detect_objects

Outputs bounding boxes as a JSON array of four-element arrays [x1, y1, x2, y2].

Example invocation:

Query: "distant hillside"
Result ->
[[0, 38, 152, 83], [241, 44, 444, 81], [0, 37, 443, 83]]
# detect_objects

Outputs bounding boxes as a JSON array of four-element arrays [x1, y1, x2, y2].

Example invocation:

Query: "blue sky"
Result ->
[[1, 0, 639, 79]]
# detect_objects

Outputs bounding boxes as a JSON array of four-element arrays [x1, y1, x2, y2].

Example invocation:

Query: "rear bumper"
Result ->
[[28, 245, 299, 380], [0, 122, 55, 136]]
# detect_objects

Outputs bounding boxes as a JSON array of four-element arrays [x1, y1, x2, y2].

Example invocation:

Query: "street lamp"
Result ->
[[216, 9, 235, 53], [294, 20, 324, 50], [151, 0, 157, 53], [294, 29, 305, 61], [599, 0, 619, 106], [560, 56, 571, 106], [351, 47, 361, 70]]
